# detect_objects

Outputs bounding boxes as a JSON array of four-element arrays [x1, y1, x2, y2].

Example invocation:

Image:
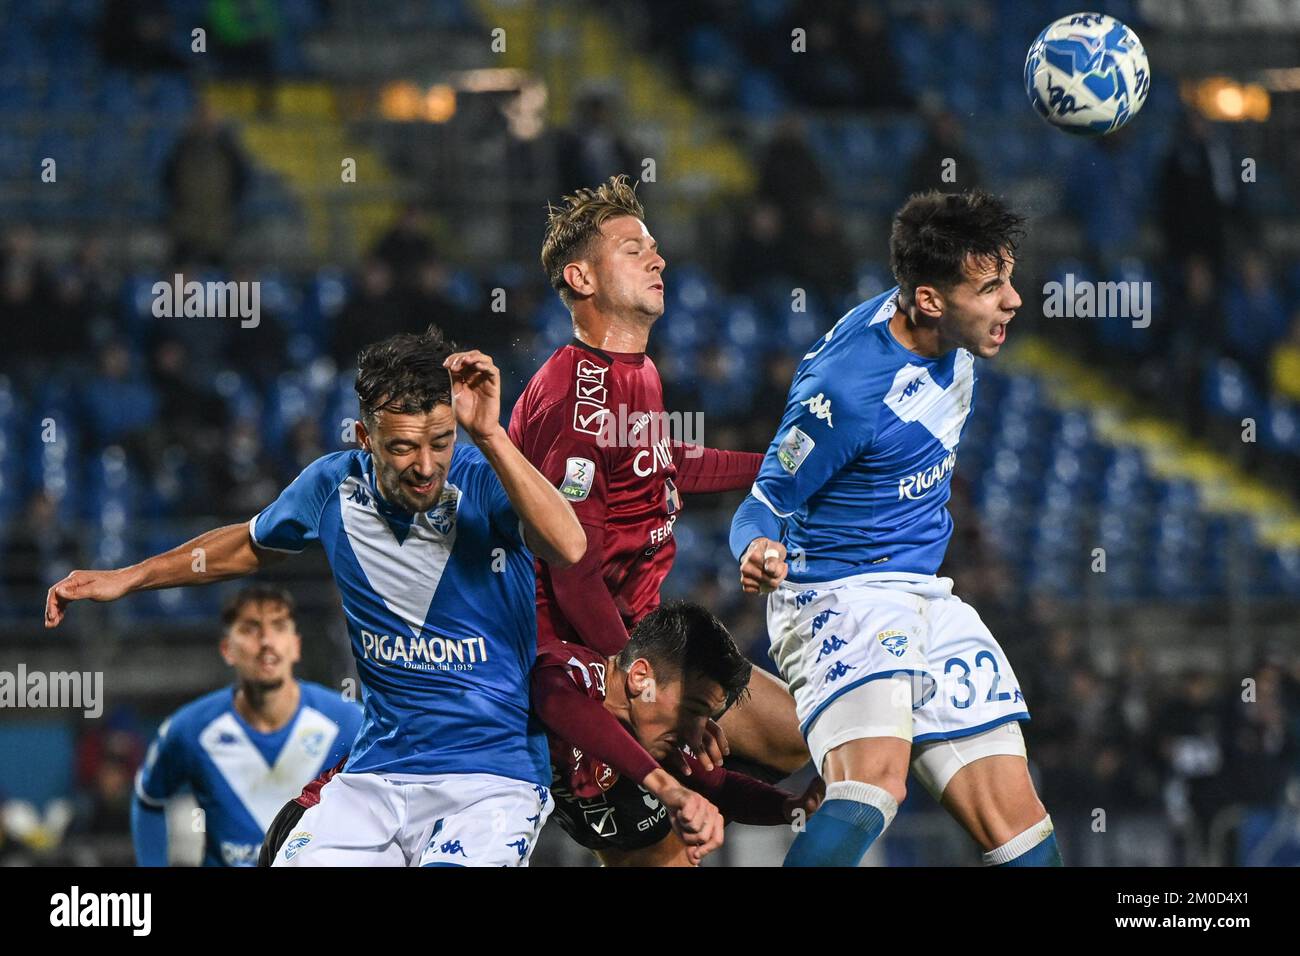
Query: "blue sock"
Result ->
[[984, 816, 1064, 866], [783, 781, 898, 867]]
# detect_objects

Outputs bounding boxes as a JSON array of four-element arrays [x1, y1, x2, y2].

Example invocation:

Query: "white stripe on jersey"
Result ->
[[339, 475, 459, 639], [199, 707, 341, 830], [882, 351, 974, 452]]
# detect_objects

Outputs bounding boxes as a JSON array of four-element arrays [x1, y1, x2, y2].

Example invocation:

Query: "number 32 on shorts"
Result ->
[[943, 652, 1019, 710]]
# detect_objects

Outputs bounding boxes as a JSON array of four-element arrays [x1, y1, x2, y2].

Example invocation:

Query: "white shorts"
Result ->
[[272, 771, 552, 867], [768, 572, 1030, 772]]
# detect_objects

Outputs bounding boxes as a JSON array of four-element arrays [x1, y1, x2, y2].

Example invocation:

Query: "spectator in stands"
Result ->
[[81, 341, 158, 449], [1268, 310, 1300, 403], [373, 204, 440, 283], [1224, 251, 1288, 386], [756, 116, 830, 220], [162, 102, 250, 267], [555, 90, 640, 193], [906, 108, 982, 197], [1158, 110, 1240, 281], [330, 257, 402, 370], [98, 0, 187, 73]]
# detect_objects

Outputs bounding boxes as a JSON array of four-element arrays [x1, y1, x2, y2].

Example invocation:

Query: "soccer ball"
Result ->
[[1024, 12, 1151, 135]]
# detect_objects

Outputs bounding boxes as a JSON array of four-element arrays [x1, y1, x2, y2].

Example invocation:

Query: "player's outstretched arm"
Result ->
[[44, 522, 279, 628], [445, 350, 586, 568]]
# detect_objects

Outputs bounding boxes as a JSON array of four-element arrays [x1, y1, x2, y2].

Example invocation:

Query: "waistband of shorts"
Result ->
[[779, 570, 954, 596]]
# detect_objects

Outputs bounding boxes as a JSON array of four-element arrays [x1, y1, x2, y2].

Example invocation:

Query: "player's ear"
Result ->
[[218, 634, 234, 667], [355, 417, 372, 451], [913, 284, 945, 321], [627, 658, 653, 699], [562, 261, 594, 299]]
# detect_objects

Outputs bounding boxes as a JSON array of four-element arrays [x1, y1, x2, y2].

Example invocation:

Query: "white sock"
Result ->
[[982, 814, 1054, 865], [824, 780, 899, 829]]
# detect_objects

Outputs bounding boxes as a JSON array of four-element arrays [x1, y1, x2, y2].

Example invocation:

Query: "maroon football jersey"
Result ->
[[509, 342, 684, 645], [536, 640, 622, 800]]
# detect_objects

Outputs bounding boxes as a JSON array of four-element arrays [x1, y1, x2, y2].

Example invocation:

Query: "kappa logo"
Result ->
[[299, 730, 326, 758], [800, 392, 834, 428], [573, 357, 611, 436], [877, 629, 909, 658], [902, 376, 926, 399], [810, 609, 842, 638], [347, 484, 371, 508], [795, 590, 818, 608], [283, 831, 312, 861], [814, 635, 851, 663], [824, 661, 857, 683]]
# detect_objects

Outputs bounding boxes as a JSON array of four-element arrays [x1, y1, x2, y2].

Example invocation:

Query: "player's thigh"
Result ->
[[938, 750, 1046, 852], [271, 774, 405, 867], [413, 774, 553, 868], [716, 667, 809, 776], [596, 831, 693, 867]]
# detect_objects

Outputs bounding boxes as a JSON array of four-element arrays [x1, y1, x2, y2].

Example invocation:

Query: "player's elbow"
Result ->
[[547, 525, 588, 570]]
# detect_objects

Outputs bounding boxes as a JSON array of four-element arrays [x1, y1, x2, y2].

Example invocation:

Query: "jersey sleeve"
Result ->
[[751, 370, 878, 524], [519, 399, 610, 531], [249, 451, 352, 553], [453, 444, 526, 548], [134, 715, 188, 808]]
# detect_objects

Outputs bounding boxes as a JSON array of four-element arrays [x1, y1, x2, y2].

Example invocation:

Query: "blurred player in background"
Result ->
[[511, 174, 810, 782], [534, 601, 822, 866], [731, 190, 1061, 867], [129, 584, 361, 866], [47, 325, 588, 866]]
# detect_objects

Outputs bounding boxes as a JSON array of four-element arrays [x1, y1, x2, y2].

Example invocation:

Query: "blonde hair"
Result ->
[[541, 174, 646, 306]]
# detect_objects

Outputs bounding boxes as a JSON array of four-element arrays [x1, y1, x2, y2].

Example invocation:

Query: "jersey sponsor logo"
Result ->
[[585, 804, 618, 837], [876, 629, 909, 657], [633, 437, 673, 477], [664, 478, 680, 515], [220, 841, 261, 866], [360, 628, 488, 670], [283, 831, 312, 861], [897, 450, 957, 500], [560, 457, 595, 501], [648, 514, 677, 546], [777, 426, 815, 475], [800, 392, 834, 428], [573, 358, 611, 435]]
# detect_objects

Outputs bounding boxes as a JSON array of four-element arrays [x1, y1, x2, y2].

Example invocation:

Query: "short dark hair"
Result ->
[[221, 584, 295, 630], [354, 323, 458, 427], [541, 174, 646, 307], [617, 602, 752, 710], [889, 190, 1026, 303]]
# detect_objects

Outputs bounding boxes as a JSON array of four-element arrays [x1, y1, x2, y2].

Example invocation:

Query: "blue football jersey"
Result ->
[[134, 681, 361, 866], [731, 287, 976, 582], [248, 443, 551, 786]]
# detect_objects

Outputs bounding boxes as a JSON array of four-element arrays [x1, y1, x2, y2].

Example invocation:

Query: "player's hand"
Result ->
[[740, 537, 788, 594], [784, 775, 826, 824], [660, 785, 724, 863], [45, 569, 134, 628], [444, 350, 502, 443], [695, 719, 728, 771]]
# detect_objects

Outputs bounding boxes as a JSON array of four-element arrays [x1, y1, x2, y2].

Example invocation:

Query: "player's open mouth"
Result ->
[[405, 477, 437, 495], [990, 323, 1007, 344], [649, 282, 663, 292]]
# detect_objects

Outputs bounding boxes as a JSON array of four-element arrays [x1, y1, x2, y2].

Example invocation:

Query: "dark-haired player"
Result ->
[[731, 190, 1061, 866], [49, 326, 590, 866], [533, 602, 823, 866], [130, 585, 361, 866], [510, 174, 810, 780]]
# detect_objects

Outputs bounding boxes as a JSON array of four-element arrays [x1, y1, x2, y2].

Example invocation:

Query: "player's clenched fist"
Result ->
[[739, 537, 788, 594], [660, 784, 724, 864], [444, 350, 502, 442], [45, 569, 134, 628]]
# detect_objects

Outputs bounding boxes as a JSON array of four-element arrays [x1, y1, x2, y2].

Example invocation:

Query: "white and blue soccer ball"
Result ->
[[1024, 12, 1151, 135]]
